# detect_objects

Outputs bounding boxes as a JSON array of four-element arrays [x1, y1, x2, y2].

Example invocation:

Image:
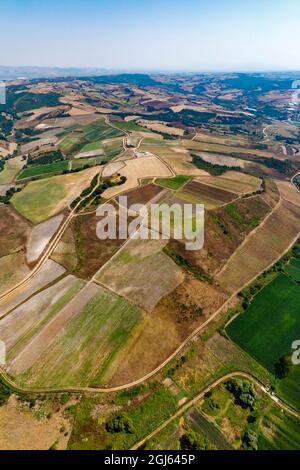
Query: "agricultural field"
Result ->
[[70, 156, 103, 170], [15, 285, 144, 388], [174, 179, 237, 209], [156, 175, 192, 190], [1, 71, 300, 450], [58, 135, 82, 152], [181, 139, 281, 159], [67, 209, 129, 279], [0, 394, 72, 450], [285, 257, 300, 281], [0, 275, 85, 361], [26, 214, 64, 264], [101, 156, 172, 199], [227, 274, 300, 373], [0, 205, 31, 258], [11, 167, 100, 223], [138, 120, 185, 136], [0, 252, 30, 297], [95, 235, 184, 311], [0, 259, 66, 317], [196, 171, 263, 195], [117, 183, 166, 207], [218, 182, 300, 293], [17, 160, 69, 180], [57, 119, 123, 156], [0, 156, 24, 184], [140, 143, 208, 176], [110, 120, 148, 132]]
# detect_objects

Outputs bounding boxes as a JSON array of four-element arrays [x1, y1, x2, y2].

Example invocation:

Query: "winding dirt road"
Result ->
[[130, 371, 300, 450]]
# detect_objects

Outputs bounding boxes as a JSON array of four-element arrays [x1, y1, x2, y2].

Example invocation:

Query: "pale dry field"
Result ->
[[0, 396, 71, 450], [95, 235, 184, 311], [22, 105, 68, 122], [196, 171, 262, 195], [0, 156, 25, 184], [74, 149, 104, 159], [12, 167, 100, 223], [196, 152, 245, 169], [26, 214, 64, 264], [181, 139, 277, 159], [102, 156, 172, 198], [170, 104, 208, 113], [138, 120, 184, 136], [140, 144, 209, 176], [0, 253, 30, 297], [0, 260, 66, 318], [102, 161, 125, 178]]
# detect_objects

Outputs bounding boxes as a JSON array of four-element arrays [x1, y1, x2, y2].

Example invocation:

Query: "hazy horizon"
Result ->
[[1, 0, 300, 71]]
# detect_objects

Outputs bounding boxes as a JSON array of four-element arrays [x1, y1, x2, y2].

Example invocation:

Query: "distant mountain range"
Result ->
[[0, 66, 111, 80]]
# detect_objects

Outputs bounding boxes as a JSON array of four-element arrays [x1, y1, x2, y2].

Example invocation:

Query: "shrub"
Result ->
[[106, 413, 134, 434]]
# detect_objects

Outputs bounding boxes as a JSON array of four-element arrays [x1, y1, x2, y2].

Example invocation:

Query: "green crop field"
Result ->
[[83, 120, 122, 142], [0, 160, 22, 184], [285, 258, 300, 281], [156, 175, 191, 190], [19, 287, 143, 388], [276, 366, 300, 411], [79, 141, 103, 152], [227, 274, 300, 373], [17, 161, 69, 180], [11, 170, 95, 223]]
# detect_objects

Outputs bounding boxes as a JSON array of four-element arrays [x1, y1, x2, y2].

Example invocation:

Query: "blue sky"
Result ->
[[1, 0, 300, 71]]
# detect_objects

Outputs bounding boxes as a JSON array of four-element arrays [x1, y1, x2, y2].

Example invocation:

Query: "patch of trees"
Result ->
[[213, 214, 231, 237], [0, 186, 21, 204], [180, 428, 212, 450], [0, 89, 62, 115], [226, 378, 257, 410], [242, 429, 258, 450], [275, 135, 300, 145], [163, 244, 212, 284], [14, 127, 45, 143], [294, 176, 300, 191], [106, 412, 134, 434], [71, 175, 127, 211], [256, 157, 297, 176], [140, 109, 217, 127], [0, 379, 11, 406], [191, 152, 235, 176], [0, 114, 13, 137], [27, 150, 65, 166], [222, 74, 292, 93], [215, 115, 252, 125]]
